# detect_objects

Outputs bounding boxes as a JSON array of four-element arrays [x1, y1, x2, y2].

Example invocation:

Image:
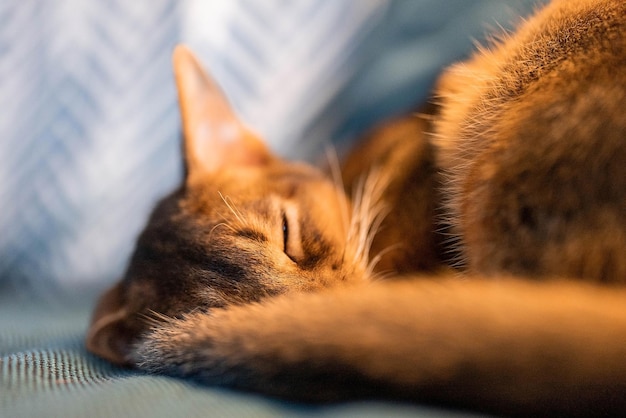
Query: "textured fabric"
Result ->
[[0, 295, 476, 418], [0, 0, 541, 297]]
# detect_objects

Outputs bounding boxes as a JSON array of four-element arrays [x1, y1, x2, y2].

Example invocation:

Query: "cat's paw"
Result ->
[[133, 310, 224, 378]]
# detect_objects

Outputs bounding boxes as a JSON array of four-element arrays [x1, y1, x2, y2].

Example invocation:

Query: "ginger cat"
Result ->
[[87, 0, 626, 416]]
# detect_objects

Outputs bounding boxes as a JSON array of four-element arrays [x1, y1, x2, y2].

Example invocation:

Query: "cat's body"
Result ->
[[87, 0, 626, 416], [435, 0, 625, 281]]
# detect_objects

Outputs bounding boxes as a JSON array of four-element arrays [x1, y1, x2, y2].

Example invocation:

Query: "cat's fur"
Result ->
[[86, 0, 626, 416]]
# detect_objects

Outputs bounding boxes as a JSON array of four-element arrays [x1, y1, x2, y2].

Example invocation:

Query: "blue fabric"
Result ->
[[0, 0, 183, 295]]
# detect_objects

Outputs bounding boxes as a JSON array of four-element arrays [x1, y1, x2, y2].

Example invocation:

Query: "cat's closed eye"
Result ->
[[281, 204, 302, 263], [281, 211, 291, 258]]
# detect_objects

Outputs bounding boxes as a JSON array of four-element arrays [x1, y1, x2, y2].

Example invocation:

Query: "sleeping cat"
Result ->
[[86, 0, 626, 416]]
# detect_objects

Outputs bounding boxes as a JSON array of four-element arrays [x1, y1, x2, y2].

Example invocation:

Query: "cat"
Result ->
[[86, 0, 626, 416]]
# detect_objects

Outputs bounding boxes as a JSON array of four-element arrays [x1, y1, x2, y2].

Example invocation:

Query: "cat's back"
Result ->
[[436, 0, 625, 142], [434, 0, 626, 281]]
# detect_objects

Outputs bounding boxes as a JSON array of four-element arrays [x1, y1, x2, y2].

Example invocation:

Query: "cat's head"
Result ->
[[86, 46, 376, 366]]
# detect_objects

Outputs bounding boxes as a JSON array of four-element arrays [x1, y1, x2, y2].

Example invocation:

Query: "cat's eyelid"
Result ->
[[282, 203, 303, 263], [281, 211, 289, 253]]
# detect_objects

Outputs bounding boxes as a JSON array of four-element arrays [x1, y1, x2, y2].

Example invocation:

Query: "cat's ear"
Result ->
[[172, 45, 271, 180], [85, 282, 136, 366]]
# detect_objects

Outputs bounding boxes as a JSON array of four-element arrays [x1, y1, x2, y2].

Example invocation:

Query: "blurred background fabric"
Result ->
[[0, 0, 542, 299]]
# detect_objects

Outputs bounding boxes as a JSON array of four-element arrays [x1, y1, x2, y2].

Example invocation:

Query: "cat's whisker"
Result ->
[[347, 175, 367, 262], [362, 204, 390, 261], [368, 269, 396, 282], [140, 310, 175, 328], [356, 176, 377, 259], [209, 222, 235, 239], [218, 192, 249, 227], [345, 167, 392, 276], [325, 146, 351, 238], [366, 243, 403, 278]]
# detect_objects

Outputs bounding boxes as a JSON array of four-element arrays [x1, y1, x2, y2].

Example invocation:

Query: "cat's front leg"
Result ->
[[133, 277, 626, 417]]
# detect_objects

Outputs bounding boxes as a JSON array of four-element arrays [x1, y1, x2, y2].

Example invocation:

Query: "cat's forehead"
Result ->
[[181, 160, 346, 218], [193, 162, 331, 197]]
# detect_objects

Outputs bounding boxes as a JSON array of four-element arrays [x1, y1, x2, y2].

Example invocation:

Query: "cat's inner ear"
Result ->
[[172, 45, 272, 179]]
